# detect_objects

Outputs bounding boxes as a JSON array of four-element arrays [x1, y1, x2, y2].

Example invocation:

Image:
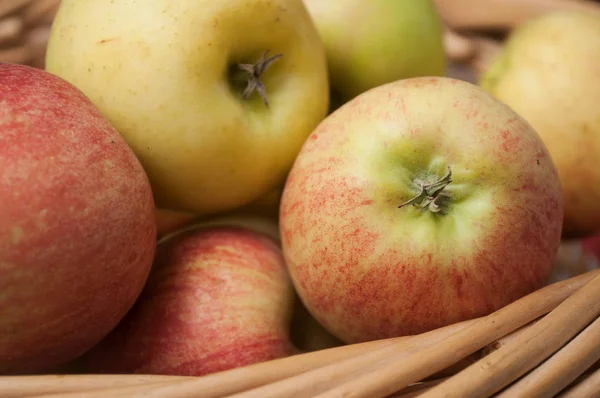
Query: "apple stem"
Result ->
[[398, 166, 453, 213], [238, 50, 283, 108]]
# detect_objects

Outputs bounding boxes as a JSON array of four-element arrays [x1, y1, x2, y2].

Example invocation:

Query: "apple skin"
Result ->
[[44, 0, 329, 217], [280, 76, 564, 343], [303, 0, 446, 102], [82, 217, 295, 376], [582, 233, 600, 263], [479, 11, 600, 238], [0, 63, 156, 374]]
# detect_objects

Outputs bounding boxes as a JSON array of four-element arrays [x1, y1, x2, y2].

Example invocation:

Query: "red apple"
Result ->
[[82, 215, 296, 376], [0, 63, 156, 374], [280, 76, 563, 343], [582, 233, 600, 261]]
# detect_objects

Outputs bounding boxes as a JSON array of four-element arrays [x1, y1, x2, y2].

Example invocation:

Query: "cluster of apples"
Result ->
[[0, 0, 446, 376], [0, 0, 596, 381]]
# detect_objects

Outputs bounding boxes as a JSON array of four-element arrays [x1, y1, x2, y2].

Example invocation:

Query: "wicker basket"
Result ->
[[2, 0, 600, 397], [0, 0, 59, 69]]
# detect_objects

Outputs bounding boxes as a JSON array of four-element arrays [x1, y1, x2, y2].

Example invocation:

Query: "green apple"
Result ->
[[303, 0, 446, 103], [480, 11, 600, 238], [45, 0, 329, 216], [280, 76, 564, 343]]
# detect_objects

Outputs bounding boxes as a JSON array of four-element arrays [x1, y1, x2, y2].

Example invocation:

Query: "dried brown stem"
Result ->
[[238, 50, 282, 108]]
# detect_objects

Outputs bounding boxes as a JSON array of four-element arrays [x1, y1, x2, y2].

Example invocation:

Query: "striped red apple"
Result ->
[[82, 215, 296, 376], [0, 63, 156, 374]]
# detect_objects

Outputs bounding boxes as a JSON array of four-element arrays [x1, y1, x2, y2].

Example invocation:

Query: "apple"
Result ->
[[279, 76, 564, 344], [582, 233, 600, 261], [0, 63, 156, 374], [479, 10, 600, 238], [82, 215, 296, 376], [44, 0, 330, 217], [303, 0, 446, 102]]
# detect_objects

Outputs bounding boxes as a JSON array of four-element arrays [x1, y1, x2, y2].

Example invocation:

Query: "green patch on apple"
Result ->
[[304, 0, 446, 104]]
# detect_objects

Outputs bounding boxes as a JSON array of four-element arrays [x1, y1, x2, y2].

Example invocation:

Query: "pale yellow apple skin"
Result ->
[[280, 77, 564, 343], [303, 0, 446, 101], [480, 11, 600, 238], [45, 0, 329, 216]]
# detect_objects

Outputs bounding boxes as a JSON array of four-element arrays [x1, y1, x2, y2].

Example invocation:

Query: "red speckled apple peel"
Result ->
[[0, 63, 157, 375], [81, 224, 296, 377], [280, 76, 563, 344]]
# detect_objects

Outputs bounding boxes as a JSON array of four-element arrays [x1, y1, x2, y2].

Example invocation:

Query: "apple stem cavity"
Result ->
[[238, 50, 283, 108], [398, 166, 453, 213]]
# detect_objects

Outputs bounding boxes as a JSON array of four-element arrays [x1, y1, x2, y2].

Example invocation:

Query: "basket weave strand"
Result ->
[[0, 0, 59, 68]]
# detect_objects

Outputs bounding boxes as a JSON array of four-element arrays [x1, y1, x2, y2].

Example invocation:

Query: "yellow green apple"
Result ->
[[303, 0, 446, 102], [280, 76, 563, 343], [480, 10, 600, 238], [45, 0, 329, 216]]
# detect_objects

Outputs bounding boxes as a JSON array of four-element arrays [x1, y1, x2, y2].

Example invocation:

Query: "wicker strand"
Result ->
[[420, 272, 600, 397], [434, 0, 600, 30], [0, 0, 35, 19], [17, 321, 475, 398], [0, 0, 59, 68], [0, 375, 188, 398], [496, 315, 600, 397], [557, 366, 600, 397]]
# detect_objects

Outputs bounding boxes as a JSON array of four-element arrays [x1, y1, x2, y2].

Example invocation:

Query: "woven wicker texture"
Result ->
[[0, 0, 60, 69]]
